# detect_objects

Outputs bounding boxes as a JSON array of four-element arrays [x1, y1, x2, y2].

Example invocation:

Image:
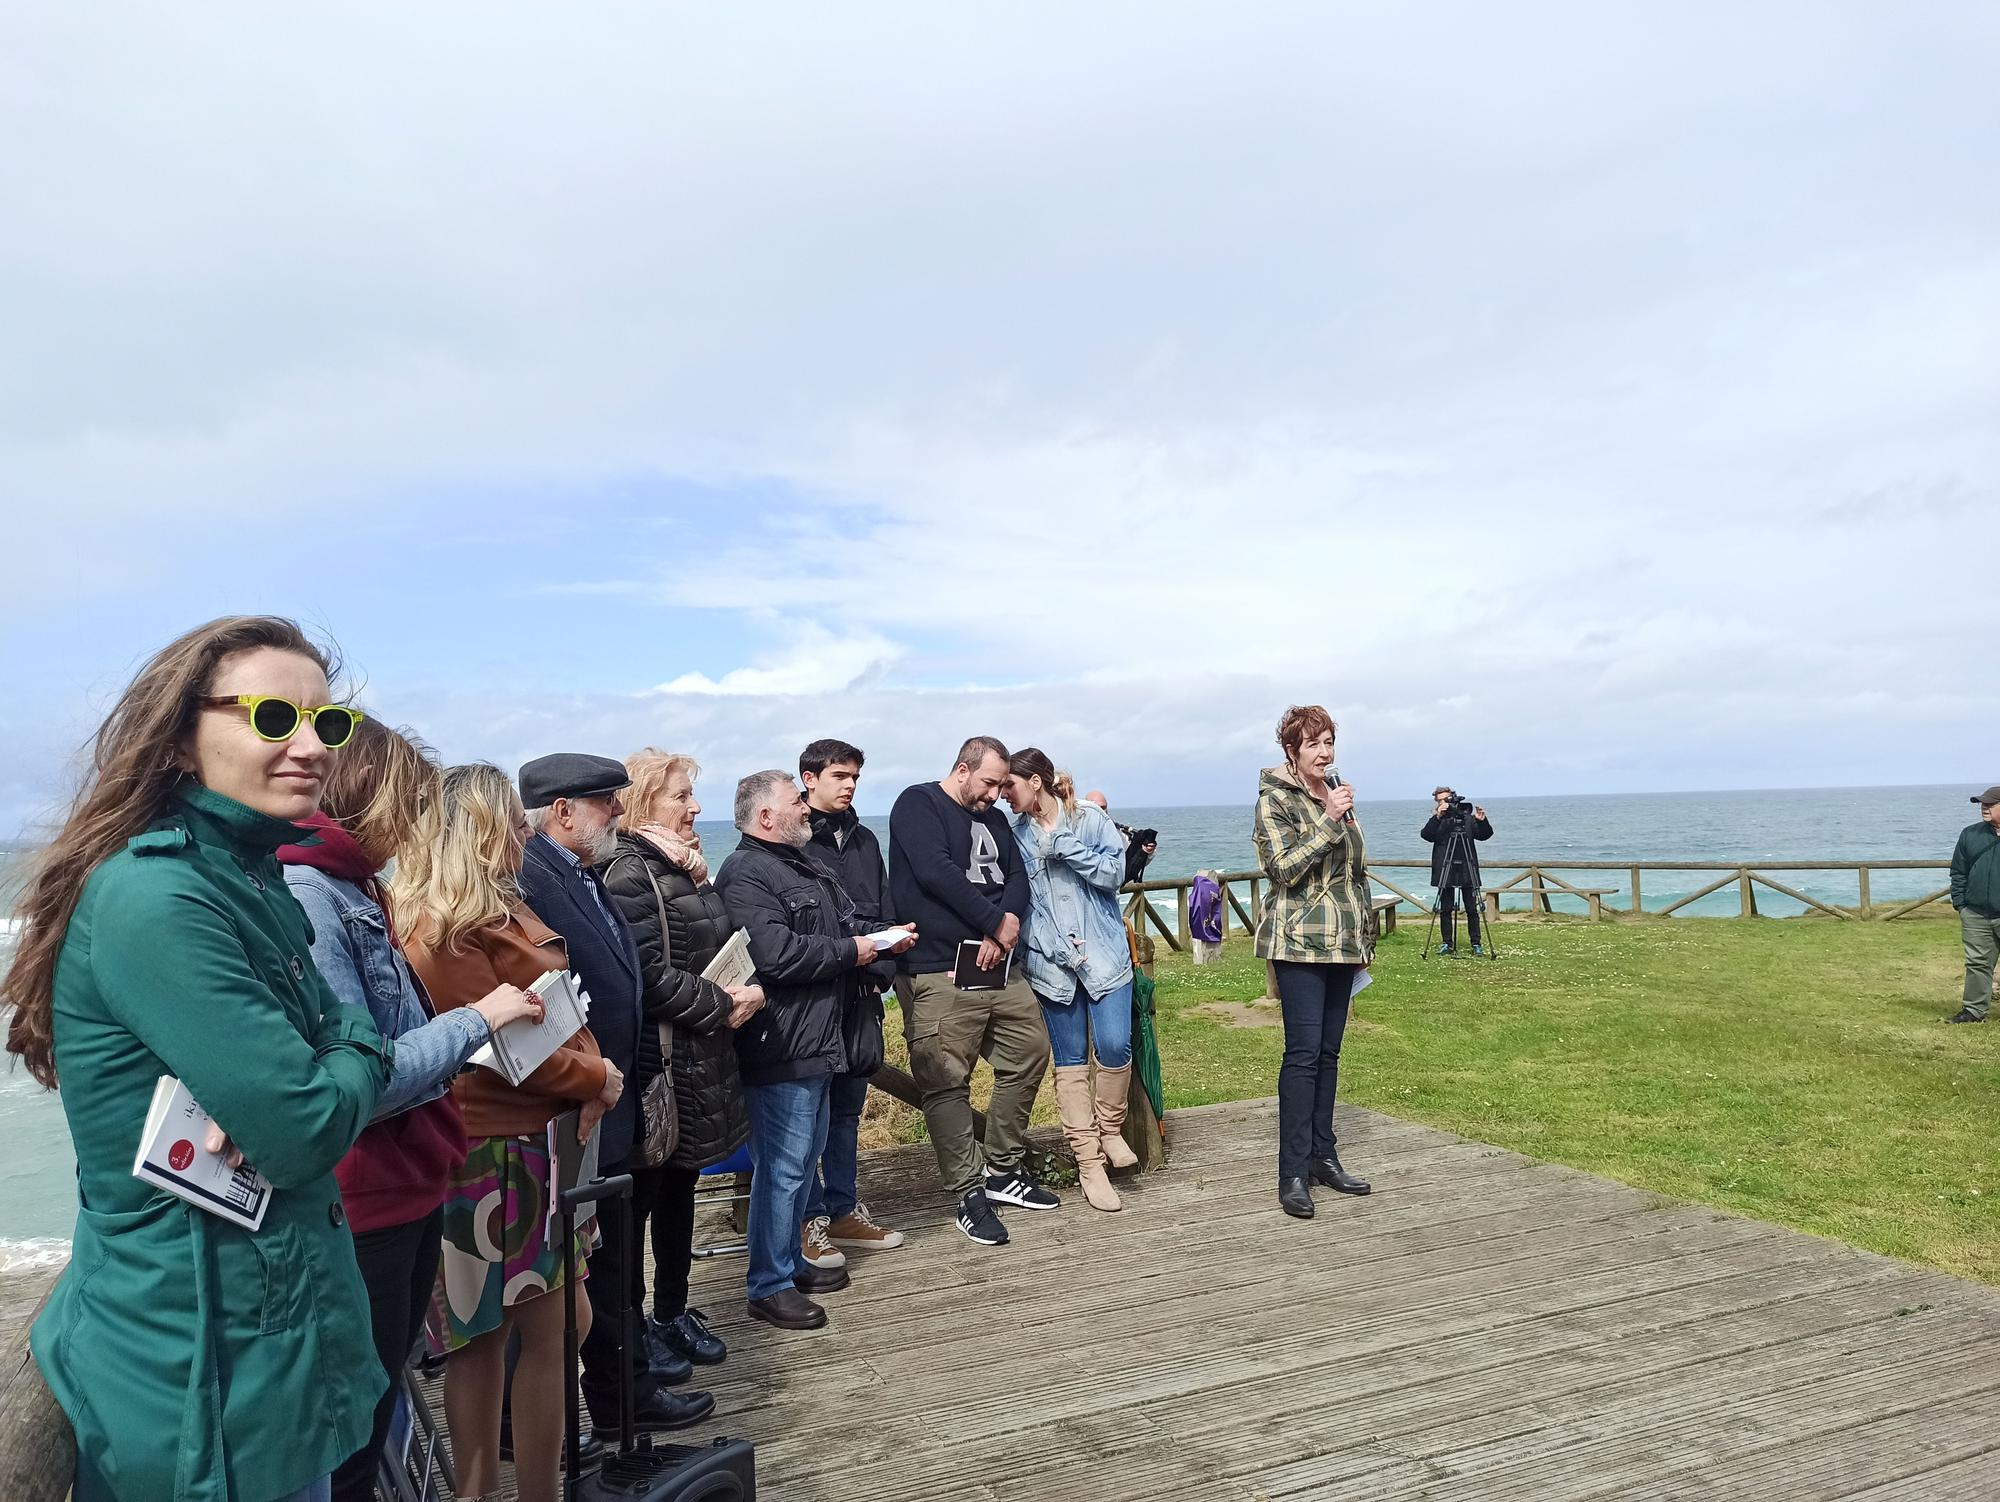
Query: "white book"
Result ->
[[701, 929, 756, 991], [466, 969, 589, 1087], [132, 1076, 273, 1231]]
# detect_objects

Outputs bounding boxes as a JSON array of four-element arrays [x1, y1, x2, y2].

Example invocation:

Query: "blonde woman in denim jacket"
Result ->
[[1002, 748, 1136, 1212]]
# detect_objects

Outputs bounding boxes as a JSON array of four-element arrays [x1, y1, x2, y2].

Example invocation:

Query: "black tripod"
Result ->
[[1421, 819, 1497, 961]]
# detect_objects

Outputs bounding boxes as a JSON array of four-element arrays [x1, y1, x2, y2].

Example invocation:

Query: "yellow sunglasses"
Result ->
[[201, 695, 364, 749]]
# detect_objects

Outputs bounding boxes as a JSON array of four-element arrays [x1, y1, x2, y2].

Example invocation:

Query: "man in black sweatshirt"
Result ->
[[799, 737, 907, 1262], [888, 734, 1057, 1244]]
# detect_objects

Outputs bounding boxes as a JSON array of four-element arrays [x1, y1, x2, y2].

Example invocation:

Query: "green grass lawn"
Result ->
[[1148, 915, 1998, 1284]]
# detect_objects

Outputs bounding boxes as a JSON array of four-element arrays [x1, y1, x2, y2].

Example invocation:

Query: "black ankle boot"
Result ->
[[1309, 1153, 1372, 1195], [1278, 1176, 1314, 1219]]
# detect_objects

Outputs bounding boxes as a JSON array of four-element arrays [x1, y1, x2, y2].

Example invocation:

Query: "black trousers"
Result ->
[[1273, 960, 1358, 1181], [579, 1162, 668, 1412], [649, 1163, 702, 1318], [331, 1209, 444, 1502], [1437, 883, 1483, 947]]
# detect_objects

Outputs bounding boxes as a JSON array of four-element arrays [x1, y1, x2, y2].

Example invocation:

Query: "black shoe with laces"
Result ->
[[984, 1167, 1061, 1211], [1947, 1008, 1986, 1023], [651, 1308, 727, 1366], [956, 1188, 1010, 1245]]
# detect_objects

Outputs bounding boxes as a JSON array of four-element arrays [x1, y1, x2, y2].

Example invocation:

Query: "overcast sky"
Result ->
[[2, 2, 1995, 833]]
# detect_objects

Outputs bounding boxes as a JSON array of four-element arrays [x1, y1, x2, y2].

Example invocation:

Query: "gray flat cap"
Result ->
[[519, 752, 631, 807]]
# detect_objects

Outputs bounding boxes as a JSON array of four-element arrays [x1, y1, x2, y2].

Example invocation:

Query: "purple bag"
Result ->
[[1189, 874, 1224, 944]]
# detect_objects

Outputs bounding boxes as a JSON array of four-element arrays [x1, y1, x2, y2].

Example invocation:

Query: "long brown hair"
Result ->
[[3, 616, 338, 1088], [317, 717, 441, 876], [1008, 747, 1077, 818]]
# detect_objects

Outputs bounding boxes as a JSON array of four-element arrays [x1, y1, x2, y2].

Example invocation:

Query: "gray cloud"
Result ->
[[1, 1, 1995, 831]]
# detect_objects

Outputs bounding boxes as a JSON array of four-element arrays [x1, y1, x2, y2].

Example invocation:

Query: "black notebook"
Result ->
[[952, 938, 1013, 990]]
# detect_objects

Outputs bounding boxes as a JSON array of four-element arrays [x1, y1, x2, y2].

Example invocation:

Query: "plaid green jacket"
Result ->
[[1252, 765, 1373, 964]]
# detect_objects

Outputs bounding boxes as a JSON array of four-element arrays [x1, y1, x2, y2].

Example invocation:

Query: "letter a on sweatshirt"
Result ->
[[966, 823, 1004, 886]]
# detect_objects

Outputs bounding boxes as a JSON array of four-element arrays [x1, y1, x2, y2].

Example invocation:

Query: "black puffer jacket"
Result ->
[[714, 834, 865, 1087], [601, 834, 750, 1171]]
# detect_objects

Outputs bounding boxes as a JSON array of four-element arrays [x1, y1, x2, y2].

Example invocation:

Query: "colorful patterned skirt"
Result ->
[[429, 1133, 590, 1353]]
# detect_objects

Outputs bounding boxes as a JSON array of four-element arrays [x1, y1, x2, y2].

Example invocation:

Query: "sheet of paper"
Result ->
[[132, 1075, 273, 1231], [861, 926, 913, 949], [700, 929, 756, 991]]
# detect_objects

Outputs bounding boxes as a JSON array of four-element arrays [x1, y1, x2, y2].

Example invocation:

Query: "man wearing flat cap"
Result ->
[[517, 753, 715, 1430], [1947, 785, 2000, 1023]]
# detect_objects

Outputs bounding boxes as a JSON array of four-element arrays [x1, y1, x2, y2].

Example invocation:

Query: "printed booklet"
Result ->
[[132, 1076, 273, 1231], [467, 968, 590, 1086]]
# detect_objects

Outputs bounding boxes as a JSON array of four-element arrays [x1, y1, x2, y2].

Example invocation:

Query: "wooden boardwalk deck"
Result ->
[[487, 1099, 2000, 1500]]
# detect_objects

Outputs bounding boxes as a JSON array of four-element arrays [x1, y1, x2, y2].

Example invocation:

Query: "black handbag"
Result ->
[[620, 853, 680, 1170], [842, 983, 886, 1078]]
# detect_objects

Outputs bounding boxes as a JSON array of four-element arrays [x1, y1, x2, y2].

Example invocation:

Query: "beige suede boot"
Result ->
[[1054, 1065, 1121, 1211], [1093, 1063, 1140, 1169]]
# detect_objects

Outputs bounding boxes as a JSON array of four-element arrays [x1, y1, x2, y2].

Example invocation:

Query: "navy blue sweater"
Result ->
[[888, 782, 1030, 975]]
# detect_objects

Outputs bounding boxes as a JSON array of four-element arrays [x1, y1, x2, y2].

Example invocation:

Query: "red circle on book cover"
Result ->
[[168, 1139, 195, 1172]]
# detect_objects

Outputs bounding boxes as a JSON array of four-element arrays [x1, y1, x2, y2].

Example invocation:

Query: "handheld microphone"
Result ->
[[1327, 767, 1357, 825]]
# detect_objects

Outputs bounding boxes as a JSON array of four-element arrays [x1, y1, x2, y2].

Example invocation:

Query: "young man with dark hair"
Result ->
[[888, 735, 1057, 1246], [797, 738, 906, 1267]]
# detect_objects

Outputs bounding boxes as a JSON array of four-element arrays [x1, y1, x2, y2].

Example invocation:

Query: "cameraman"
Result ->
[[1421, 787, 1493, 955]]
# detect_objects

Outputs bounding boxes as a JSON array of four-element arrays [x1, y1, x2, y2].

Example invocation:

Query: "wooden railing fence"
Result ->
[[1120, 859, 1951, 953]]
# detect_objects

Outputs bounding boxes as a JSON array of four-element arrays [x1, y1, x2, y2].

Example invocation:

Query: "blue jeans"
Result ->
[[744, 1077, 832, 1301], [805, 1072, 871, 1223], [1036, 976, 1135, 1069]]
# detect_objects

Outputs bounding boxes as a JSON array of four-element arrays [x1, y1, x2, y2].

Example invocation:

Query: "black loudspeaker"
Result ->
[[579, 1437, 758, 1500]]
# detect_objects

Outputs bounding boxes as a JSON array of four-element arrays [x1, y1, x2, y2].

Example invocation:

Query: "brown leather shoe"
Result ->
[[747, 1288, 827, 1330], [794, 1262, 850, 1295]]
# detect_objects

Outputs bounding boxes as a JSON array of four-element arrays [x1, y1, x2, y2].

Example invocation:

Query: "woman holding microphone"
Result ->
[[1252, 705, 1375, 1220]]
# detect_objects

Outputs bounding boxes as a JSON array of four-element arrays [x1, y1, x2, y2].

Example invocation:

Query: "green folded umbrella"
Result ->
[[1132, 970, 1165, 1121]]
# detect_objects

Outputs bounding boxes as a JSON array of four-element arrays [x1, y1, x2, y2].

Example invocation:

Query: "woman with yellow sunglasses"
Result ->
[[3, 615, 389, 1502]]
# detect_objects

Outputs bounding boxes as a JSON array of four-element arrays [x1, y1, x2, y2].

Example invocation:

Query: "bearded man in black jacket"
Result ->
[[798, 739, 907, 1268], [715, 771, 915, 1331]]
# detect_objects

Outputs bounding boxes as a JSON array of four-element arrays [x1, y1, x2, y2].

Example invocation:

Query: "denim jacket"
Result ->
[[284, 865, 490, 1121], [1009, 802, 1135, 1003]]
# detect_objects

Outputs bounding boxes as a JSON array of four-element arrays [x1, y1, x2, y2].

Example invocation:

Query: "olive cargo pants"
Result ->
[[896, 970, 1051, 1197], [1960, 908, 2000, 1020]]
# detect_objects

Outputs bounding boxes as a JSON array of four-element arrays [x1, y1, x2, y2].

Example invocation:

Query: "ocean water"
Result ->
[[0, 783, 1978, 1261]]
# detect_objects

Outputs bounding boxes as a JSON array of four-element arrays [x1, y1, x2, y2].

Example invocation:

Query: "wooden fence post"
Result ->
[[1175, 886, 1190, 951], [1630, 865, 1643, 915], [1857, 866, 1872, 918], [1738, 871, 1757, 917]]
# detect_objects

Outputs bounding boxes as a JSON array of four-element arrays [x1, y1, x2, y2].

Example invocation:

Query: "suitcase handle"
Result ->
[[559, 1172, 634, 1213]]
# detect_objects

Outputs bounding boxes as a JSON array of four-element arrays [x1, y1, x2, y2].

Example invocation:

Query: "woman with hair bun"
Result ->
[[1253, 705, 1375, 1221], [1002, 747, 1137, 1212], [4, 615, 389, 1502], [278, 719, 544, 1502]]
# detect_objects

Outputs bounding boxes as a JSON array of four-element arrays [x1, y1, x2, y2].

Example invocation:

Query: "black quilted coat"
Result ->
[[601, 834, 750, 1171]]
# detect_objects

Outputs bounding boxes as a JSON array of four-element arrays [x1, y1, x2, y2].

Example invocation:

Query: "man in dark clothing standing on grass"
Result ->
[[889, 735, 1057, 1245], [1421, 786, 1494, 956], [1947, 785, 2000, 1023], [799, 737, 906, 1264]]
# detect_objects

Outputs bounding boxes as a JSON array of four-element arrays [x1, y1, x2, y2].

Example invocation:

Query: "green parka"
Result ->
[[31, 785, 390, 1502], [1252, 765, 1375, 965]]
